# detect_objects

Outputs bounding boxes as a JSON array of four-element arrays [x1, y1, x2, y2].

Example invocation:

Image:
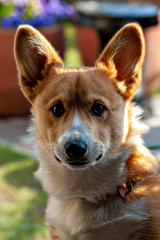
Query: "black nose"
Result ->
[[64, 141, 87, 159]]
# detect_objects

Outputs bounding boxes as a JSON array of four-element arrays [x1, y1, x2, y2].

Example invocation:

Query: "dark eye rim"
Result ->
[[90, 103, 106, 116], [50, 102, 65, 117]]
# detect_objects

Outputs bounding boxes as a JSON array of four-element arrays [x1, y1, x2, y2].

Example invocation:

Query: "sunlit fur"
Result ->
[[14, 23, 160, 240]]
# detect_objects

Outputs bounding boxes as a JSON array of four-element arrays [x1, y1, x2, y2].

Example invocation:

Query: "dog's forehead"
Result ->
[[48, 67, 115, 96], [53, 67, 105, 86], [36, 66, 123, 108]]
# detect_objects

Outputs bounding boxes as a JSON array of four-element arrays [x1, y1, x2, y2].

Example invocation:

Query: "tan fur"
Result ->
[[14, 23, 160, 239]]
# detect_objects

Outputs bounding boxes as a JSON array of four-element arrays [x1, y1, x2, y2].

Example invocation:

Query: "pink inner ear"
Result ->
[[31, 48, 47, 79], [114, 42, 139, 82]]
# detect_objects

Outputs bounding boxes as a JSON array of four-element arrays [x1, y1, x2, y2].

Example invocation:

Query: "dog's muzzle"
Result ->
[[55, 128, 104, 169]]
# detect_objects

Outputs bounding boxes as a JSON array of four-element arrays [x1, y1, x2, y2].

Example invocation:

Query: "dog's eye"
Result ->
[[90, 103, 106, 116], [51, 103, 65, 117]]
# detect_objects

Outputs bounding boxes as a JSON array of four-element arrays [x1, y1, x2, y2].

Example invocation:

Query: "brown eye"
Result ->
[[90, 103, 106, 116], [51, 102, 65, 117]]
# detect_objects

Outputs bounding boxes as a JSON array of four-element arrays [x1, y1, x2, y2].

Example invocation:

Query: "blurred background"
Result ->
[[0, 0, 160, 239]]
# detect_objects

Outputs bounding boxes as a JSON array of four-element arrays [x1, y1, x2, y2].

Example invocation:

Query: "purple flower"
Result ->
[[2, 17, 12, 28], [1, 0, 75, 28]]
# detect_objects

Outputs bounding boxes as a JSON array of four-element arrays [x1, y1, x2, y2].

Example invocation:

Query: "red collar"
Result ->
[[118, 170, 160, 199], [118, 180, 136, 199]]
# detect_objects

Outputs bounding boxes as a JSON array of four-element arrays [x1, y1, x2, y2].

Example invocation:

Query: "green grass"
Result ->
[[0, 145, 50, 240], [152, 87, 160, 96]]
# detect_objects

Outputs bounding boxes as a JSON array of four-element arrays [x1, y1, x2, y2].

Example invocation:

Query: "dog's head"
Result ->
[[14, 24, 145, 170]]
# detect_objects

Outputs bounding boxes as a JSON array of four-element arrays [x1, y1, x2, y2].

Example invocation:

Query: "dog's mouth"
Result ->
[[68, 161, 89, 167], [55, 153, 103, 169], [55, 155, 90, 167], [55, 155, 61, 163], [96, 153, 103, 162]]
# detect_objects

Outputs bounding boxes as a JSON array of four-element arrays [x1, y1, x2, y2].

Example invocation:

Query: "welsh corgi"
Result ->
[[14, 23, 160, 240]]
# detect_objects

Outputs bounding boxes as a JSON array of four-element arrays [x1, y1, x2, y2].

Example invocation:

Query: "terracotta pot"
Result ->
[[0, 24, 65, 117], [143, 11, 160, 92], [74, 25, 100, 66]]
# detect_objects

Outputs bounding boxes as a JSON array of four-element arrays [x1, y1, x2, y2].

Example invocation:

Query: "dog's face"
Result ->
[[33, 67, 126, 170], [14, 24, 145, 170]]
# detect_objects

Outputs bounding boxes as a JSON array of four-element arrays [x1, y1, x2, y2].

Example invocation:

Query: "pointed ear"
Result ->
[[14, 25, 64, 102], [96, 23, 145, 100]]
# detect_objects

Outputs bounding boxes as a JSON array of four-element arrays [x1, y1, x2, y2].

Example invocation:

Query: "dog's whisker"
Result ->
[[94, 165, 103, 177], [36, 144, 52, 160], [89, 167, 92, 181], [36, 148, 48, 159]]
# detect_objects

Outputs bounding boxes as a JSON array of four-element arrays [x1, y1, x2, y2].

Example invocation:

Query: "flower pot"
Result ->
[[143, 11, 160, 92], [0, 24, 65, 117], [74, 25, 100, 66]]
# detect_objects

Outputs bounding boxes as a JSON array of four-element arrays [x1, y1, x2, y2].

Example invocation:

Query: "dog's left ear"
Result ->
[[14, 25, 64, 102], [96, 23, 145, 100]]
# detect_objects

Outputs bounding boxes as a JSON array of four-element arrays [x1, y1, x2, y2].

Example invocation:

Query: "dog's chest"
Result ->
[[46, 196, 148, 240]]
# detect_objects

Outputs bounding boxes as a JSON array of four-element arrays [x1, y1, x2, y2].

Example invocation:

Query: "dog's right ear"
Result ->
[[14, 25, 63, 102], [96, 23, 145, 100]]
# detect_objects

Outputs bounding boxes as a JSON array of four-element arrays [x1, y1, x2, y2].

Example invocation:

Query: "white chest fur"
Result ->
[[46, 195, 148, 240]]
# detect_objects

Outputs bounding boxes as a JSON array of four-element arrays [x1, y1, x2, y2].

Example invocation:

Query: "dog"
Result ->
[[14, 23, 160, 240]]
